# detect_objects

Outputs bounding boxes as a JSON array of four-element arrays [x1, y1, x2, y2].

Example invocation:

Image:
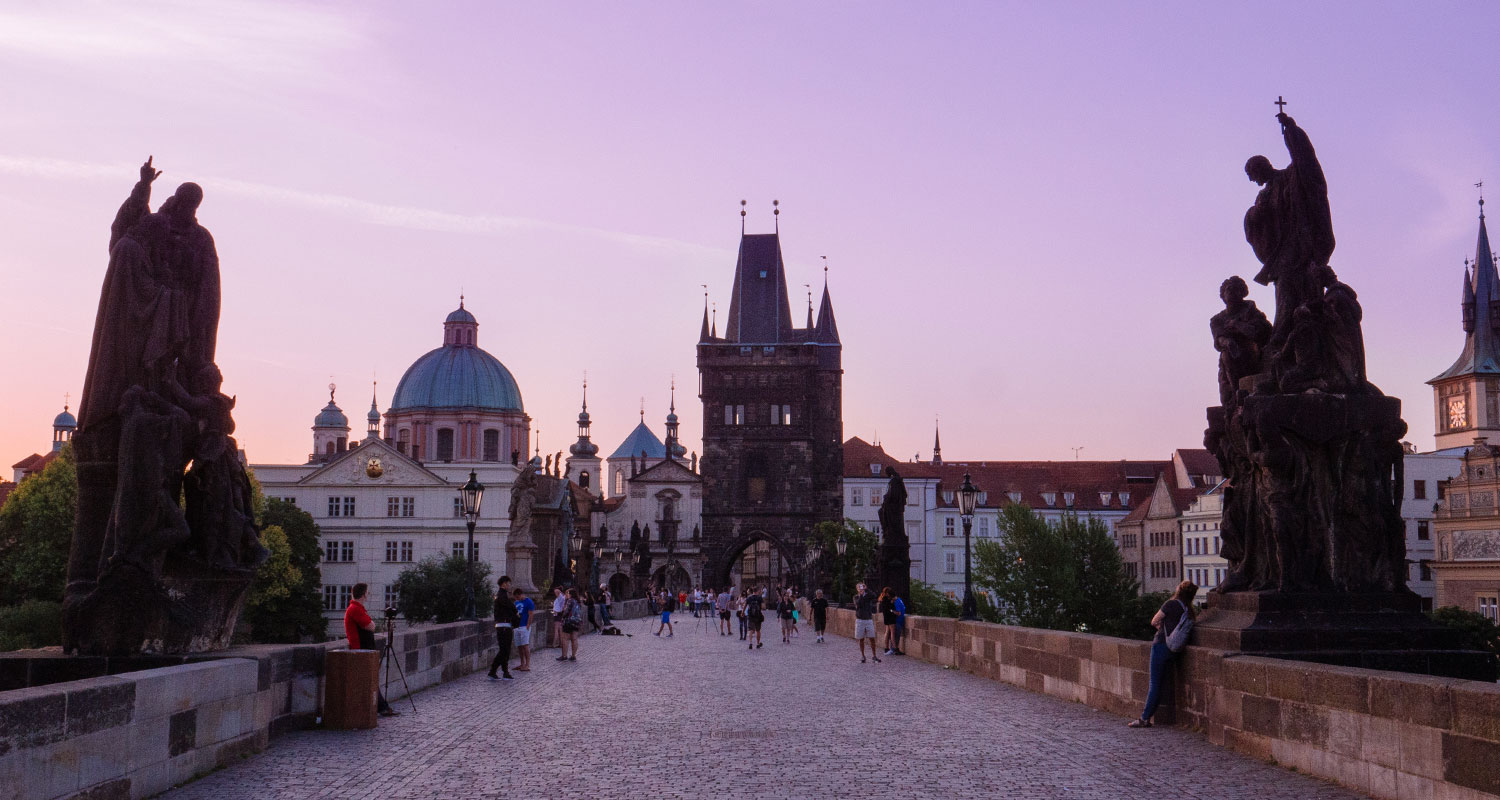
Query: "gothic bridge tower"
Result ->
[[698, 207, 843, 589]]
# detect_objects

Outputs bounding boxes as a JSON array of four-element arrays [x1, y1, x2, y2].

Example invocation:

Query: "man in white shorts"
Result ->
[[853, 582, 881, 663]]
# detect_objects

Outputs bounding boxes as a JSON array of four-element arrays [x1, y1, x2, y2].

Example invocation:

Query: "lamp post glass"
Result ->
[[459, 471, 485, 620], [957, 472, 979, 621]]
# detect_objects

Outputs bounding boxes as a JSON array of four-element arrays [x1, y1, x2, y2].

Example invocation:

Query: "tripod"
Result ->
[[380, 614, 416, 715]]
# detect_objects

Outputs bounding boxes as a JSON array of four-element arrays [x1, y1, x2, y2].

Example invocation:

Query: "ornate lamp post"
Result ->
[[835, 533, 848, 603], [592, 526, 605, 590], [458, 470, 485, 620], [569, 530, 584, 587], [957, 472, 979, 621]]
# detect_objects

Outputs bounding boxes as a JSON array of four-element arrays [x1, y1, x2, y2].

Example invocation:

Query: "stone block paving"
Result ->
[[163, 615, 1366, 799]]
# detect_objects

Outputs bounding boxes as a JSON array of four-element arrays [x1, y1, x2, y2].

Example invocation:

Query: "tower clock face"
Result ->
[[366, 456, 384, 478], [1448, 397, 1468, 429]]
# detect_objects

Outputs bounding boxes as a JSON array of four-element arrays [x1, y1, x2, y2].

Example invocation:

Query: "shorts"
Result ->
[[719, 610, 730, 620], [514, 626, 531, 647], [661, 611, 672, 624], [854, 619, 876, 639]]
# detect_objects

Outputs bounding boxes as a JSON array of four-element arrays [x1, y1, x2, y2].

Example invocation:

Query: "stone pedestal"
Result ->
[[1196, 590, 1497, 681], [324, 650, 379, 730]]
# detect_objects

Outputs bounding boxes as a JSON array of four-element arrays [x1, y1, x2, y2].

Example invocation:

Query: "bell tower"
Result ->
[[1430, 198, 1500, 450]]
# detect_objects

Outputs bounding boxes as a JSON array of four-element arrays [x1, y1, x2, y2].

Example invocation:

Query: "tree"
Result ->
[[1431, 606, 1500, 655], [909, 579, 960, 618], [243, 497, 326, 643], [0, 446, 76, 606], [0, 599, 63, 651], [809, 519, 878, 603], [972, 505, 1145, 636], [394, 554, 493, 624]]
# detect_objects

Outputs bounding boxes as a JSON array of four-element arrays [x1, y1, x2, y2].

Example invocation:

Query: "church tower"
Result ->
[[566, 380, 602, 494], [311, 384, 350, 462], [697, 207, 844, 587], [1430, 198, 1500, 449]]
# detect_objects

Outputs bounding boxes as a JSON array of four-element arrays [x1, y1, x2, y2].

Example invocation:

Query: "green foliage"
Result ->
[[909, 579, 960, 618], [1430, 605, 1500, 654], [0, 600, 63, 651], [972, 505, 1146, 636], [809, 519, 878, 603], [243, 498, 325, 643], [0, 446, 76, 605], [394, 554, 493, 624]]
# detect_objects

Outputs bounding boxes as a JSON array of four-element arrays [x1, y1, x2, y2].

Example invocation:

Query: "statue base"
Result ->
[[65, 554, 255, 656], [1196, 590, 1497, 682]]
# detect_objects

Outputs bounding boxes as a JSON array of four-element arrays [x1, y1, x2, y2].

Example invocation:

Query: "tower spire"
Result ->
[[932, 417, 943, 465], [700, 286, 712, 342]]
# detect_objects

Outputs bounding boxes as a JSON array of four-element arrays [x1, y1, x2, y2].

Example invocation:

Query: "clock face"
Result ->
[[1448, 397, 1468, 429], [365, 456, 384, 478]]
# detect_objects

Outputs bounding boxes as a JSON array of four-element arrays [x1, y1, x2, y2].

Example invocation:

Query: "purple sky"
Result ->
[[1, 2, 1497, 467]]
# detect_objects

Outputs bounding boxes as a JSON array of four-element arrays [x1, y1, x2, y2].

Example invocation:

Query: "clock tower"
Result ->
[[1430, 200, 1500, 449]]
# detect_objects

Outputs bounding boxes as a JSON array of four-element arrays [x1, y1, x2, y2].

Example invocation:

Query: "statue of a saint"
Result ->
[[1244, 112, 1335, 342], [1209, 276, 1272, 404]]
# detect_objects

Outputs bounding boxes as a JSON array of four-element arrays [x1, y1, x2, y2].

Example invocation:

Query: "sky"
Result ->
[[1, 2, 1497, 469]]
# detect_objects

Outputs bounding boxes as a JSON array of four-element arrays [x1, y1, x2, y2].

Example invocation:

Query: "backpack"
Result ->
[[1165, 600, 1193, 652]]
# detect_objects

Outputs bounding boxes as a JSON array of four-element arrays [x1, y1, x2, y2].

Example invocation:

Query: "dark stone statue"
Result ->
[[877, 467, 910, 601], [1199, 108, 1495, 680], [65, 158, 266, 655]]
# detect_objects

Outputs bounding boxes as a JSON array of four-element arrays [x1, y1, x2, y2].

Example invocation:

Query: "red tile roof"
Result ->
[[1176, 448, 1220, 478], [10, 451, 57, 478], [845, 438, 1169, 512]]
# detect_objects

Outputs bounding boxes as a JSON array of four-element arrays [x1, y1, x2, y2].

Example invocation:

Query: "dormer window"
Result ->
[[1008, 491, 1022, 503], [977, 491, 988, 505], [870, 464, 882, 476], [1120, 492, 1131, 506], [1100, 492, 1112, 506], [943, 491, 955, 504], [1042, 492, 1057, 507], [1063, 492, 1075, 507]]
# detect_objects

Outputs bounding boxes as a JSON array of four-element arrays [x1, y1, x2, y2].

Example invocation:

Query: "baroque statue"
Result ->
[[1204, 109, 1406, 595], [65, 158, 266, 655], [877, 466, 911, 601]]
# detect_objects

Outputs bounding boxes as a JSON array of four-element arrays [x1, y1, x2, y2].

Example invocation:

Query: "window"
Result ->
[[1008, 491, 1022, 503], [850, 488, 863, 506], [870, 463, 883, 476], [1479, 596, 1499, 620], [615, 470, 625, 495], [1417, 520, 1430, 540], [1419, 561, 1432, 582], [385, 540, 413, 563], [770, 404, 791, 425], [580, 470, 591, 489], [978, 517, 990, 537], [483, 429, 500, 462], [1125, 562, 1137, 578], [387, 496, 415, 517], [452, 541, 479, 560], [1213, 536, 1220, 554], [1122, 534, 1137, 549], [328, 496, 355, 517], [745, 451, 768, 503], [1042, 492, 1057, 507], [328, 496, 340, 516], [323, 540, 355, 562], [452, 498, 463, 518], [945, 517, 956, 537], [945, 552, 957, 573], [1119, 492, 1131, 506], [724, 405, 745, 425], [977, 491, 988, 505], [397, 428, 410, 456], [943, 491, 955, 504], [1100, 492, 1112, 506], [1063, 492, 1075, 507], [870, 489, 883, 506], [436, 428, 455, 461], [1413, 480, 1427, 500], [384, 585, 400, 609], [322, 585, 352, 611], [1438, 482, 1447, 500]]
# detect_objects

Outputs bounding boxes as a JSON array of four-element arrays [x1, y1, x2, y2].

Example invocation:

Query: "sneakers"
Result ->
[[502, 674, 515, 680], [487, 673, 498, 680], [748, 644, 753, 650], [556, 655, 568, 661], [567, 656, 576, 662], [757, 642, 763, 649], [861, 657, 867, 663], [873, 655, 882, 663]]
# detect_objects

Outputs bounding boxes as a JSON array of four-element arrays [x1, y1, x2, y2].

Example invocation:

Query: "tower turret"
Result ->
[[566, 379, 602, 492], [312, 383, 350, 461], [52, 401, 76, 452], [1430, 197, 1500, 449], [366, 383, 381, 441]]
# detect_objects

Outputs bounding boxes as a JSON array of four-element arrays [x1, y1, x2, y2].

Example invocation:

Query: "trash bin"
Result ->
[[324, 649, 379, 729]]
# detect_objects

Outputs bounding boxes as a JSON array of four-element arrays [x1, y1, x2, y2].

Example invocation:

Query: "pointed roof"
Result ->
[[699, 303, 712, 342], [724, 233, 795, 344], [1432, 205, 1500, 382], [609, 420, 666, 460], [814, 279, 840, 344]]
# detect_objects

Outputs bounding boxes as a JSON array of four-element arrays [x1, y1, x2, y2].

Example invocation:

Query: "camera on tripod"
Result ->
[[383, 606, 398, 620]]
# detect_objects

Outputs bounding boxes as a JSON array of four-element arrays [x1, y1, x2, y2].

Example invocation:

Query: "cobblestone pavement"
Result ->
[[164, 615, 1366, 800]]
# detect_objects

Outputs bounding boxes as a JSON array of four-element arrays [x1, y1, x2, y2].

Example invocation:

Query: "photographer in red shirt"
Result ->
[[344, 583, 397, 717]]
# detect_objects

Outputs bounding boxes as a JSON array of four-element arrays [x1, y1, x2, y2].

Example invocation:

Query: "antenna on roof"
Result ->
[[740, 199, 747, 233], [1072, 446, 1084, 461], [773, 199, 780, 233]]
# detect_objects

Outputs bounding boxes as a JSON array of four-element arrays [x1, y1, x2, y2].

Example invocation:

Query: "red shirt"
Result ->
[[344, 600, 372, 649]]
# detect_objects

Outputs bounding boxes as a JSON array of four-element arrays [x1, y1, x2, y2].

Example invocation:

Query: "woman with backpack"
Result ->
[[1129, 580, 1198, 728], [558, 587, 584, 662]]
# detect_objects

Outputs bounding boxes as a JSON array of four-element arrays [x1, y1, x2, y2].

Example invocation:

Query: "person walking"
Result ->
[[735, 593, 748, 640], [716, 587, 732, 635], [1129, 580, 1199, 728], [488, 576, 517, 680], [853, 583, 881, 663], [558, 588, 583, 661], [879, 587, 898, 655], [655, 589, 675, 637], [513, 587, 535, 671], [779, 590, 796, 643], [811, 589, 829, 643], [744, 589, 765, 649]]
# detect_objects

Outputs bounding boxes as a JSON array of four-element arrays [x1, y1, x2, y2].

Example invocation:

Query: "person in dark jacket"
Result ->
[[488, 576, 518, 680]]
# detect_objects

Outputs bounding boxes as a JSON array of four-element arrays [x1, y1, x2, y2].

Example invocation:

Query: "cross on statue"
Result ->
[[1275, 96, 1287, 113]]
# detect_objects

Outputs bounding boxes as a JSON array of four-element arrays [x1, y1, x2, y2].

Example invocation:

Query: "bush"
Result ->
[[909, 579, 960, 618], [1430, 606, 1500, 654], [0, 599, 63, 651], [394, 555, 493, 624]]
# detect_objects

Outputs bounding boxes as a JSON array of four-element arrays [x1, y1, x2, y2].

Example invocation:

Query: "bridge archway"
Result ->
[[712, 530, 795, 593]]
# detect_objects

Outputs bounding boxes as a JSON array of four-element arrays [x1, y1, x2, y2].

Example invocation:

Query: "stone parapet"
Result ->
[[0, 620, 495, 800], [827, 608, 1500, 799]]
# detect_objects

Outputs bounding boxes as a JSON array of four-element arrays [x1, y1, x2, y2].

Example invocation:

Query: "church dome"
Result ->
[[389, 304, 524, 413], [314, 399, 348, 429], [53, 407, 76, 429]]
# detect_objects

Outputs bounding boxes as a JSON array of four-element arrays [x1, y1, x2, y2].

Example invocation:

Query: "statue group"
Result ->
[[1206, 110, 1407, 596], [64, 159, 266, 655]]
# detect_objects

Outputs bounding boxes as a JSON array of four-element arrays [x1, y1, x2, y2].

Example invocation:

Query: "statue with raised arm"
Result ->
[[1244, 111, 1335, 344], [65, 157, 263, 656]]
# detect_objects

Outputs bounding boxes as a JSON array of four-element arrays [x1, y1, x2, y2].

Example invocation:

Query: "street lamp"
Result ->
[[957, 472, 979, 621], [835, 533, 849, 603], [592, 526, 605, 589], [459, 470, 485, 620]]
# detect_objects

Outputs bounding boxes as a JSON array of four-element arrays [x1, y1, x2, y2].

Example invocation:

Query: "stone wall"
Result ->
[[0, 620, 496, 800], [827, 609, 1500, 799]]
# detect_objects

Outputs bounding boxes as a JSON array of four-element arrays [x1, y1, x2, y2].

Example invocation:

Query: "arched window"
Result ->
[[436, 428, 455, 461], [615, 469, 625, 495], [483, 429, 500, 462], [324, 441, 335, 455], [580, 471, 591, 488]]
